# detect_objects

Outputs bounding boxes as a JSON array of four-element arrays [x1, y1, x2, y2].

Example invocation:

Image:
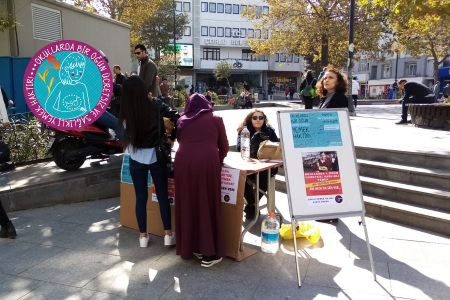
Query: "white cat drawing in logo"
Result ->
[[45, 52, 90, 119]]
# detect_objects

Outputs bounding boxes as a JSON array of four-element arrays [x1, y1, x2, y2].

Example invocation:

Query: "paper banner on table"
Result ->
[[120, 154, 152, 186], [151, 178, 175, 205], [221, 167, 240, 205]]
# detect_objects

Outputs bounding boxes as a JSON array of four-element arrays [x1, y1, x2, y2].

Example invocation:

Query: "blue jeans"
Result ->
[[129, 158, 171, 233], [96, 111, 123, 140], [401, 96, 435, 120]]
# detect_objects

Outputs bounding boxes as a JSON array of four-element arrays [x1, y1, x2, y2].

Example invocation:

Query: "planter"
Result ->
[[408, 104, 450, 130]]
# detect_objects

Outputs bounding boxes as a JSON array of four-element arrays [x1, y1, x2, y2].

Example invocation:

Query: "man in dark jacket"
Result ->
[[113, 65, 125, 85], [135, 44, 158, 96], [396, 79, 435, 124]]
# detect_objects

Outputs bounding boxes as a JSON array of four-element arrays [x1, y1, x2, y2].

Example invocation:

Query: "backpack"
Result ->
[[302, 79, 314, 97]]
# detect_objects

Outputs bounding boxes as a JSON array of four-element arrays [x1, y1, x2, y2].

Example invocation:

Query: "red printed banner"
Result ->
[[304, 171, 342, 196]]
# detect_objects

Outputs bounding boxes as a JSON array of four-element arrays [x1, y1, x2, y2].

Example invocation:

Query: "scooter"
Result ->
[[47, 122, 122, 170]]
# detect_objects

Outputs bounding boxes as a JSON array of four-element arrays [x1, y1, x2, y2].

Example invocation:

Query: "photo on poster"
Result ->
[[302, 151, 344, 206]]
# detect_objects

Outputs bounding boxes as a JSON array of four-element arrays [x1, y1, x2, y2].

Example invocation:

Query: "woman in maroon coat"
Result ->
[[175, 93, 229, 267]]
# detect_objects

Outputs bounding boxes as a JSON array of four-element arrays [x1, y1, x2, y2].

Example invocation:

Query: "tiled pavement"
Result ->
[[1, 195, 450, 300]]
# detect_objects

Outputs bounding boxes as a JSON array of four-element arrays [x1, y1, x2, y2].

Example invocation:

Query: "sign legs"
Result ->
[[361, 215, 377, 281], [291, 217, 302, 287]]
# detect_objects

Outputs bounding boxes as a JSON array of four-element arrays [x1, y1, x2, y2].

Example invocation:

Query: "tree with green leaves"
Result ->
[[243, 0, 392, 68], [139, 0, 189, 60], [155, 57, 180, 80], [362, 0, 450, 83], [213, 61, 233, 90], [0, 13, 19, 32]]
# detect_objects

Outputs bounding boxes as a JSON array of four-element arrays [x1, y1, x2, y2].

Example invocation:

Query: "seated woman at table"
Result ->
[[237, 109, 279, 219], [175, 93, 229, 268]]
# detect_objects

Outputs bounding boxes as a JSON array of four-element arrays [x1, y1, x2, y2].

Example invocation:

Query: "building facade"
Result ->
[[352, 53, 440, 97], [173, 0, 304, 98]]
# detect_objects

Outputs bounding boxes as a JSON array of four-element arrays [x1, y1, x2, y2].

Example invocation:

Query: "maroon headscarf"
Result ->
[[177, 93, 213, 134]]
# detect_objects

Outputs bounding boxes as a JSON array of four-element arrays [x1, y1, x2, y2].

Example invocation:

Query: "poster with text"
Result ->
[[302, 151, 343, 206], [152, 178, 175, 205], [221, 167, 240, 205], [121, 154, 152, 186], [290, 112, 343, 148]]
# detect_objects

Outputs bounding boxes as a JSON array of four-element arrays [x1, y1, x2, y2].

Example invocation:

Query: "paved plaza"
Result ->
[[1, 104, 450, 299]]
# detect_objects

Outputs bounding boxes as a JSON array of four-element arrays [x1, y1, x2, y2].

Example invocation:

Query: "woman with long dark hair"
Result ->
[[175, 94, 229, 267], [316, 66, 349, 109], [118, 76, 180, 248], [300, 70, 317, 109], [237, 109, 279, 218]]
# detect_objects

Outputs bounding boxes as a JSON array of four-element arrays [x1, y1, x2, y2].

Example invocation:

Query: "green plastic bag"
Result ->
[[279, 222, 321, 244]]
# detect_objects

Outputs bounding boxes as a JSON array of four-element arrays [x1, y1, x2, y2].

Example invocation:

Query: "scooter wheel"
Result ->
[[53, 139, 86, 170]]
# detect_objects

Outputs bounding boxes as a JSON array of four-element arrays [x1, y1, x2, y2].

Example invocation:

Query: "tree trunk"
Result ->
[[434, 59, 439, 84], [321, 34, 329, 67]]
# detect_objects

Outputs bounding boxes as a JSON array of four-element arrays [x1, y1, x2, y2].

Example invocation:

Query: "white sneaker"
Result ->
[[139, 233, 150, 248], [164, 233, 176, 246]]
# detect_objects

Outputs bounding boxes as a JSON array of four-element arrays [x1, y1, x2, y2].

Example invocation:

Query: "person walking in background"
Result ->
[[317, 67, 327, 81], [289, 86, 296, 100], [243, 81, 250, 92], [236, 109, 279, 219], [174, 94, 229, 267], [113, 65, 125, 85], [443, 83, 450, 98], [0, 202, 16, 239], [285, 87, 289, 99], [392, 80, 398, 99], [135, 44, 158, 97], [395, 79, 435, 124], [160, 78, 169, 98], [300, 70, 317, 109], [351, 76, 360, 108], [316, 66, 349, 109], [117, 76, 180, 248], [433, 81, 440, 102]]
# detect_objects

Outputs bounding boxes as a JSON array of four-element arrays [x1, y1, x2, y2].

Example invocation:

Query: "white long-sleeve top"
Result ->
[[0, 89, 9, 123]]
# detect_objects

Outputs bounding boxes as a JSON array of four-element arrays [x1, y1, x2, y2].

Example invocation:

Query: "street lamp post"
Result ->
[[173, 0, 177, 86], [347, 0, 356, 113]]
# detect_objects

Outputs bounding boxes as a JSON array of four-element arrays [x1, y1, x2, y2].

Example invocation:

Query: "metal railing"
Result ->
[[0, 113, 53, 163]]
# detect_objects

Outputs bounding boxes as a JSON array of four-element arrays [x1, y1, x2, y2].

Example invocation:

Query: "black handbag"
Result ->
[[154, 104, 172, 165]]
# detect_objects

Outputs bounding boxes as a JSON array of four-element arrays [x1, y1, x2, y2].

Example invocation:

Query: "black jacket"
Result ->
[[138, 56, 158, 96], [402, 82, 434, 101], [300, 78, 317, 94], [236, 127, 279, 152], [140, 98, 180, 148], [319, 93, 348, 109]]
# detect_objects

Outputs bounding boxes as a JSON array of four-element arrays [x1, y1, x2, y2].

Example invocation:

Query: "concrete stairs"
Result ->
[[275, 147, 450, 236]]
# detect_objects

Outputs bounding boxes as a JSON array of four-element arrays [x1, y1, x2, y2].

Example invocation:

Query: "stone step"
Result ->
[[357, 159, 450, 191], [360, 176, 450, 212], [364, 196, 450, 236], [355, 146, 450, 170], [274, 175, 450, 236]]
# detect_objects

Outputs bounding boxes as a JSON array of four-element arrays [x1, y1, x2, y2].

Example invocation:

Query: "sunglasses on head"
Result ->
[[252, 116, 265, 121], [135, 52, 141, 55]]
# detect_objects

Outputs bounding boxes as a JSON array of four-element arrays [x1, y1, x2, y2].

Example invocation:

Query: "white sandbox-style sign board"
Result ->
[[277, 109, 365, 221]]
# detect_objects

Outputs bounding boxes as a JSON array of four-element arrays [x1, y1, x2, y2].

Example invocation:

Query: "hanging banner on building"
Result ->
[[160, 44, 193, 67], [221, 167, 240, 205]]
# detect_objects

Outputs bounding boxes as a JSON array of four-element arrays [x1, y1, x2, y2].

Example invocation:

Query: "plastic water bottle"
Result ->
[[261, 212, 280, 254], [241, 126, 250, 161]]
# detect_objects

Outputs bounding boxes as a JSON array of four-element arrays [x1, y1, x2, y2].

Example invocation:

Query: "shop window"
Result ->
[[209, 3, 216, 13], [217, 3, 224, 13], [201, 26, 208, 36], [240, 28, 246, 38], [176, 1, 182, 11], [204, 48, 220, 60], [209, 27, 216, 37], [233, 4, 239, 14], [201, 2, 208, 12], [225, 4, 232, 14], [247, 29, 254, 38], [184, 26, 191, 36], [225, 27, 231, 37], [217, 27, 224, 37], [183, 2, 190, 11]]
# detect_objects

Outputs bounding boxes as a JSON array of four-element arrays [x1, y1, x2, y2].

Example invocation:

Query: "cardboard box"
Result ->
[[120, 169, 258, 261]]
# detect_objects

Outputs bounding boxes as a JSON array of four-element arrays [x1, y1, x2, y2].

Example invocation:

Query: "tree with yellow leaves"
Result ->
[[363, 0, 450, 83], [243, 0, 392, 68]]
